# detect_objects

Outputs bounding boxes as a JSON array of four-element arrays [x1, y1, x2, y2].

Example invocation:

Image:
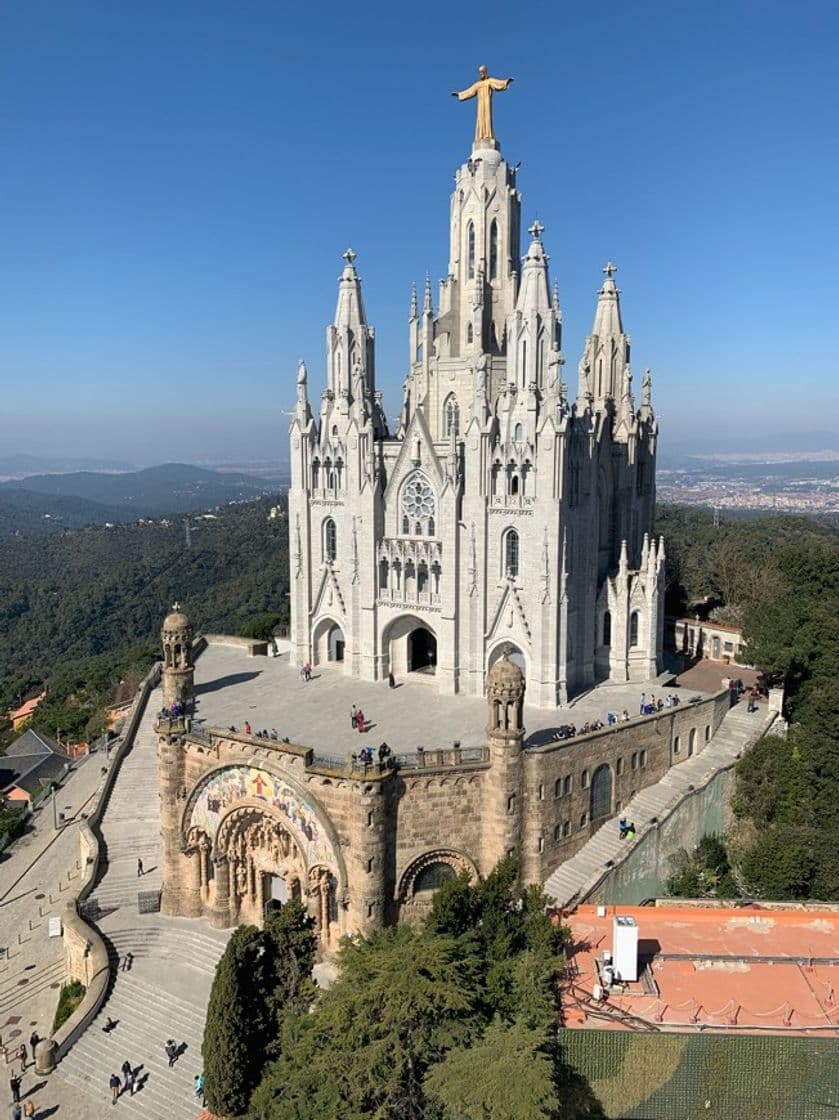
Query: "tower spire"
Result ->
[[578, 261, 632, 424], [326, 248, 377, 421]]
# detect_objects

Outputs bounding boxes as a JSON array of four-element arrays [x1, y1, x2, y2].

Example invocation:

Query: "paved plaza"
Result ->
[[192, 642, 692, 758]]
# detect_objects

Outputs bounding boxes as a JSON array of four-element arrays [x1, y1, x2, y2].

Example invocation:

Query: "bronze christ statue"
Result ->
[[452, 65, 514, 143]]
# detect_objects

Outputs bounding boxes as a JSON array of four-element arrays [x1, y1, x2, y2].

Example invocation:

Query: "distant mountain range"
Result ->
[[661, 431, 839, 466], [0, 463, 276, 538]]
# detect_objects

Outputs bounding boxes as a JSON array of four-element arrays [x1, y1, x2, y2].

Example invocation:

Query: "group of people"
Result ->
[[350, 704, 368, 733], [298, 661, 313, 681], [231, 723, 292, 743], [639, 693, 680, 716], [618, 816, 637, 841], [352, 742, 393, 767]]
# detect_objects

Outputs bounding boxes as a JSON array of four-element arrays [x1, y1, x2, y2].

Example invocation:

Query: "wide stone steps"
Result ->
[[544, 703, 775, 907], [56, 976, 210, 1120], [0, 958, 65, 1020]]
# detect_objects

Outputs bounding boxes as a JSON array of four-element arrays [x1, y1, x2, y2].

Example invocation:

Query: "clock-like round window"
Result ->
[[402, 475, 435, 527]]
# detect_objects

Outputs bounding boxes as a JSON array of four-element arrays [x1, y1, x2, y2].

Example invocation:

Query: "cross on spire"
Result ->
[[343, 248, 357, 266], [528, 220, 545, 240], [603, 261, 618, 279], [171, 601, 181, 611]]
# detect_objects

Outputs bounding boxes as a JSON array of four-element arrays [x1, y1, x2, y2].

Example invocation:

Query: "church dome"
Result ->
[[487, 649, 524, 689], [163, 604, 191, 632]]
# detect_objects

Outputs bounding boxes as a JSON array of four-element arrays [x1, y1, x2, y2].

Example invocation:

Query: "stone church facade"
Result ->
[[288, 126, 664, 707]]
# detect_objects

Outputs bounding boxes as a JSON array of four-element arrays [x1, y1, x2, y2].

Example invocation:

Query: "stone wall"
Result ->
[[522, 690, 730, 884]]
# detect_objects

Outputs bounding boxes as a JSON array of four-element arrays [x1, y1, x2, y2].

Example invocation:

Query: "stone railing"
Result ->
[[203, 634, 268, 656], [35, 661, 161, 1074]]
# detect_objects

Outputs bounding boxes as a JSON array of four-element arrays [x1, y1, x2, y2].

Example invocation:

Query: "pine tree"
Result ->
[[202, 925, 271, 1118], [263, 899, 317, 1050]]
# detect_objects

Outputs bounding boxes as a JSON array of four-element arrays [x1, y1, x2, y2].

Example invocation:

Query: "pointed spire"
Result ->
[[423, 273, 433, 316], [334, 248, 367, 329], [515, 220, 551, 316], [592, 260, 624, 337], [296, 359, 307, 386], [552, 279, 560, 312], [641, 367, 653, 419], [641, 532, 649, 570], [410, 282, 418, 321], [618, 538, 628, 578]]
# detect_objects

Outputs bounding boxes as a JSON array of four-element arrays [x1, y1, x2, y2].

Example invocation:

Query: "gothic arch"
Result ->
[[312, 614, 346, 666], [487, 640, 527, 678], [180, 762, 348, 895], [397, 849, 478, 907]]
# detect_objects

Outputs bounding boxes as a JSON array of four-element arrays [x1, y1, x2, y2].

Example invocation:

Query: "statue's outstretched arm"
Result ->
[[454, 81, 480, 101]]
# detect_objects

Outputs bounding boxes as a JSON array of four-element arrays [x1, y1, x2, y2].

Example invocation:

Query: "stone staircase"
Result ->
[[55, 920, 228, 1119], [544, 702, 776, 907], [55, 684, 232, 1118]]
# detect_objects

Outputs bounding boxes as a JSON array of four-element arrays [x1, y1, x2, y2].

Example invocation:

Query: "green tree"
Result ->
[[425, 1017, 560, 1120], [251, 925, 477, 1120], [262, 900, 317, 1051], [240, 613, 285, 641], [203, 925, 273, 1117], [738, 825, 819, 899]]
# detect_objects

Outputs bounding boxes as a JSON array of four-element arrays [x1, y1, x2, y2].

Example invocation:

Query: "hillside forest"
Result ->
[[1, 500, 838, 903]]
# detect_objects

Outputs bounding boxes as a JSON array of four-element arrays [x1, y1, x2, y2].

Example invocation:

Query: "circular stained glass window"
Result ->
[[402, 475, 435, 524]]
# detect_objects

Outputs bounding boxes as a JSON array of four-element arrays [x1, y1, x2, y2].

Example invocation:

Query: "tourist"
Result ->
[[12, 1104, 21, 1120], [165, 1039, 177, 1068], [10, 1073, 21, 1102], [109, 1071, 121, 1103], [24, 1100, 35, 1119], [618, 815, 628, 839], [304, 661, 312, 681], [351, 704, 357, 728], [639, 693, 645, 714], [388, 671, 395, 688], [378, 742, 391, 762], [195, 1073, 205, 1103], [356, 708, 366, 733], [17, 1042, 26, 1069], [621, 709, 630, 721], [626, 821, 636, 841], [102, 1017, 117, 1033], [29, 1031, 38, 1053], [244, 721, 252, 735], [137, 858, 144, 878], [121, 1060, 132, 1090]]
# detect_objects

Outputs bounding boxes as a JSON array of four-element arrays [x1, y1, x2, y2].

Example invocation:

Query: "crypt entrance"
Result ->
[[191, 803, 336, 950]]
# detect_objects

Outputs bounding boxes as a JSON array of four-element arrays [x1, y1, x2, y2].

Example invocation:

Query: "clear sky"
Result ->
[[2, 0, 838, 463]]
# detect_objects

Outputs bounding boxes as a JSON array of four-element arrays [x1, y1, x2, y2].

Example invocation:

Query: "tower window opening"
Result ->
[[510, 474, 519, 496], [603, 611, 612, 646], [504, 529, 520, 578], [513, 422, 523, 443], [445, 397, 460, 438], [312, 459, 320, 489], [428, 517, 435, 537], [418, 563, 428, 594], [324, 518, 337, 562], [467, 221, 475, 279], [629, 611, 639, 647], [489, 220, 498, 280], [467, 323, 473, 345]]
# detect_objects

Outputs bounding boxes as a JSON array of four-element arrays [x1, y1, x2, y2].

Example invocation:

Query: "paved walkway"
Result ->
[[50, 687, 231, 1120], [193, 643, 685, 759], [544, 701, 776, 907], [0, 751, 105, 1063]]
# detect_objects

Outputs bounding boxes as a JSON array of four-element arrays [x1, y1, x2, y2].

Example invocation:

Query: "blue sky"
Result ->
[[2, 0, 837, 463]]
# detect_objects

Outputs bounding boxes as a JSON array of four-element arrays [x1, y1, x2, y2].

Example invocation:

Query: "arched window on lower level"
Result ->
[[414, 861, 456, 893], [629, 611, 639, 647]]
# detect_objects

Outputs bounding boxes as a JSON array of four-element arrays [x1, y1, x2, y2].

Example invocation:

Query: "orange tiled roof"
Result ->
[[560, 903, 839, 1036]]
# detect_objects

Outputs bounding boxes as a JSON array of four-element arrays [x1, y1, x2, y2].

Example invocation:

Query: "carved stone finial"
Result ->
[[528, 219, 545, 240], [342, 248, 357, 266], [603, 261, 618, 280]]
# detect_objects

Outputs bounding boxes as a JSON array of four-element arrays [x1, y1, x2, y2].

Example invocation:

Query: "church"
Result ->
[[288, 68, 664, 708]]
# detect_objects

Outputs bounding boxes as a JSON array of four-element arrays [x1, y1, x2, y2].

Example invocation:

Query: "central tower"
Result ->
[[288, 76, 663, 707]]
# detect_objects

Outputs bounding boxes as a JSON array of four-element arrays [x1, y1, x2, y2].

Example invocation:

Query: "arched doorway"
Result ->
[[409, 628, 437, 673], [329, 625, 345, 662], [590, 764, 613, 822]]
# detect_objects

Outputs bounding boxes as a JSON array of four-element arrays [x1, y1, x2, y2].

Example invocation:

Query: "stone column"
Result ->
[[209, 855, 231, 929], [346, 775, 394, 936], [182, 847, 203, 918]]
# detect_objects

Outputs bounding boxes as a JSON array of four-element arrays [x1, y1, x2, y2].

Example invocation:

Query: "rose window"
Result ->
[[401, 475, 436, 535]]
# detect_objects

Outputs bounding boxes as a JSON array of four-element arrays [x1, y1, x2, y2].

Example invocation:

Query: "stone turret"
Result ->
[[161, 603, 194, 710], [482, 649, 526, 876]]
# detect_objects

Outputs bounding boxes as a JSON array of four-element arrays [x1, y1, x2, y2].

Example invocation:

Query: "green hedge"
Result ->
[[52, 979, 86, 1033]]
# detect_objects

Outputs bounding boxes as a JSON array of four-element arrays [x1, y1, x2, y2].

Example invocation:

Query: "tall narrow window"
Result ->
[[513, 422, 523, 443], [467, 222, 475, 279], [466, 323, 473, 345], [324, 518, 337, 562], [603, 611, 612, 646], [489, 220, 498, 280], [521, 340, 527, 380], [629, 611, 639, 647], [504, 529, 520, 578], [445, 397, 460, 438]]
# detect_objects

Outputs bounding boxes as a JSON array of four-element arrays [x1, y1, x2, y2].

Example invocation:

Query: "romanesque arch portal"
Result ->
[[185, 766, 342, 950]]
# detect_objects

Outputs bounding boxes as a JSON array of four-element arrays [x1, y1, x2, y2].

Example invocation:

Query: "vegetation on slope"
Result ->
[[0, 497, 288, 744]]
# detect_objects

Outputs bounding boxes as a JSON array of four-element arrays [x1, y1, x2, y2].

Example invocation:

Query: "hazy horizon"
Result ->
[[3, 2, 838, 461]]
